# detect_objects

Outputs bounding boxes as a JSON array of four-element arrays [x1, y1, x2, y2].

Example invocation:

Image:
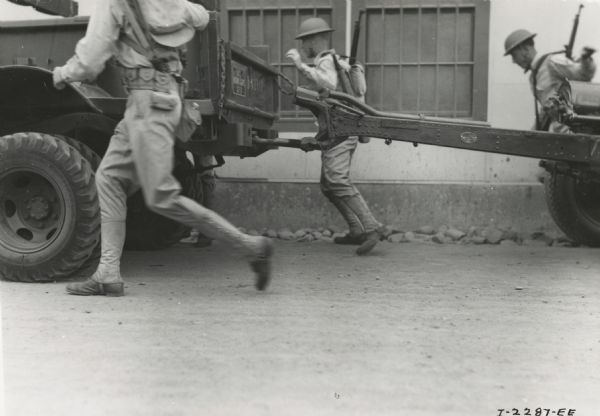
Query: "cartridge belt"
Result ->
[[121, 66, 180, 93]]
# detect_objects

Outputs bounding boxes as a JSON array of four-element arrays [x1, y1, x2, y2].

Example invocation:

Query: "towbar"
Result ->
[[293, 86, 600, 165]]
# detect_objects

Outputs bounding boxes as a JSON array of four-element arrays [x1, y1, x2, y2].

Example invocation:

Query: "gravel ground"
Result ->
[[1, 240, 599, 416]]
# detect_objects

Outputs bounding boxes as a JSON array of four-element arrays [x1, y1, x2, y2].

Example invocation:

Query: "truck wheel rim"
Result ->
[[0, 169, 65, 253]]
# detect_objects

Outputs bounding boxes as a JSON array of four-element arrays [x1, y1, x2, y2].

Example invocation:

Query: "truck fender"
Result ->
[[0, 65, 101, 115]]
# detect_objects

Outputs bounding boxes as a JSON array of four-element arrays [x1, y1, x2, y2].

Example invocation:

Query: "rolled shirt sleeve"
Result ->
[[548, 54, 596, 82], [299, 53, 338, 91], [185, 2, 210, 30], [57, 0, 121, 83]]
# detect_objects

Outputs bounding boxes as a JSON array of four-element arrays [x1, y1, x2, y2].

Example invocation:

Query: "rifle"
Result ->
[[349, 9, 365, 65], [565, 4, 584, 60], [333, 8, 366, 93]]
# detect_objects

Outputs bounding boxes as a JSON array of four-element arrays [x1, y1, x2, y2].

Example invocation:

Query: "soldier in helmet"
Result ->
[[504, 29, 596, 134], [53, 0, 274, 296], [286, 17, 385, 256]]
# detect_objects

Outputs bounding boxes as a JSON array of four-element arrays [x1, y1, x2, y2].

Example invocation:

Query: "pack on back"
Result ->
[[331, 54, 367, 101]]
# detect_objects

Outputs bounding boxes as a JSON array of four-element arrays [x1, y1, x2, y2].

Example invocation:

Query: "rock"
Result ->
[[500, 239, 519, 246], [501, 229, 520, 242], [387, 233, 405, 243], [380, 225, 394, 239], [416, 225, 435, 235], [293, 229, 307, 239], [332, 232, 345, 241], [266, 229, 278, 239], [471, 236, 486, 245], [530, 231, 555, 245], [328, 225, 343, 234], [552, 239, 575, 247], [438, 225, 449, 234], [445, 227, 466, 241], [467, 226, 481, 238], [322, 229, 332, 238], [522, 239, 549, 247], [482, 227, 503, 244], [297, 233, 314, 243], [312, 231, 322, 240], [247, 229, 259, 236], [404, 231, 417, 241], [278, 229, 295, 240], [432, 232, 451, 244]]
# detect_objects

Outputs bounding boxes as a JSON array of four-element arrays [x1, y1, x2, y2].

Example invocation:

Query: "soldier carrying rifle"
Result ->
[[285, 16, 385, 255], [504, 5, 596, 135]]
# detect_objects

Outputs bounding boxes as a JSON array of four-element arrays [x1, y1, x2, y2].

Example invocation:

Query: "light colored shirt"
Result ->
[[57, 0, 209, 84], [529, 52, 596, 108], [298, 49, 347, 91]]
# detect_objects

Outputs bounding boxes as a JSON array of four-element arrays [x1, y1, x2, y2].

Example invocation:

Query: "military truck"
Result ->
[[0, 0, 280, 281]]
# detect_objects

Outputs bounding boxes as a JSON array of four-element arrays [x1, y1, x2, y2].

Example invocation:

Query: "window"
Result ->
[[364, 2, 488, 119]]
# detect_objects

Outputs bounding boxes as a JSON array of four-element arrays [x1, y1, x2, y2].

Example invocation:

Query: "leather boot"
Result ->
[[250, 237, 274, 291], [67, 221, 125, 296], [66, 280, 124, 296], [341, 194, 383, 255], [190, 208, 274, 290], [355, 225, 386, 256], [324, 192, 365, 244], [334, 233, 367, 245]]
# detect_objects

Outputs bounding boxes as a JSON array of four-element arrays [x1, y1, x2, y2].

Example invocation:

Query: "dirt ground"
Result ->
[[1, 240, 599, 416]]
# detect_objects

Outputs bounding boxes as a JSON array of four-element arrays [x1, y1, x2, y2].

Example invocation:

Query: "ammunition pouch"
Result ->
[[176, 99, 202, 143], [121, 66, 201, 143], [172, 78, 201, 143]]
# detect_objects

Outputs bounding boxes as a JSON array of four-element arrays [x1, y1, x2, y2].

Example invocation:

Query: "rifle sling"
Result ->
[[118, 0, 154, 60], [531, 53, 551, 130]]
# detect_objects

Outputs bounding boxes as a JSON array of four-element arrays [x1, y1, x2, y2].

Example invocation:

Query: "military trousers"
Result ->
[[320, 135, 360, 198], [95, 80, 262, 274], [320, 136, 380, 233]]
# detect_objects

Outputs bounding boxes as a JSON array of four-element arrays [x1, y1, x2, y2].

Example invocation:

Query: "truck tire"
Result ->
[[544, 171, 600, 246], [124, 150, 197, 250], [0, 133, 100, 282], [54, 135, 102, 277], [55, 135, 102, 170]]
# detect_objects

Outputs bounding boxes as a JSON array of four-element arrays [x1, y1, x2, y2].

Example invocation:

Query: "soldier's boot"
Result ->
[[325, 193, 366, 245], [67, 221, 125, 296], [341, 194, 384, 255], [194, 211, 274, 291]]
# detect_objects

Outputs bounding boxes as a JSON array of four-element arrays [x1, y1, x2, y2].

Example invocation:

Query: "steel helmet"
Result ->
[[504, 29, 536, 56], [295, 17, 334, 40]]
